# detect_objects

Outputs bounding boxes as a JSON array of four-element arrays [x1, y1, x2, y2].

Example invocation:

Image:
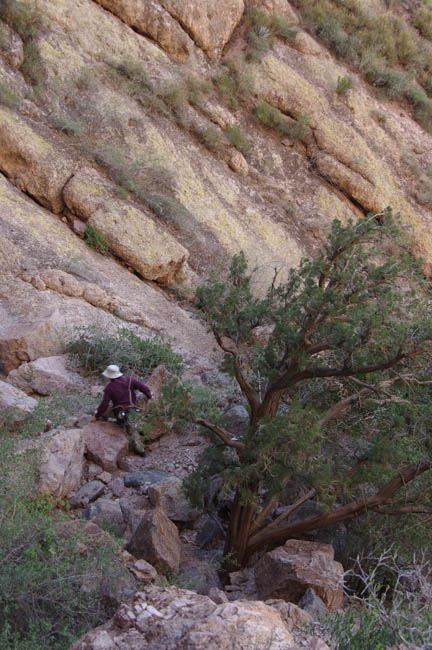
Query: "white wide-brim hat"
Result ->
[[102, 364, 123, 379]]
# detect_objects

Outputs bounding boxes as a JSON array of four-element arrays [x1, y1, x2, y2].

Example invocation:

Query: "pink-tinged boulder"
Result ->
[[0, 379, 37, 418], [7, 354, 84, 396], [255, 539, 344, 611], [127, 507, 181, 573], [83, 421, 129, 472], [38, 429, 84, 498]]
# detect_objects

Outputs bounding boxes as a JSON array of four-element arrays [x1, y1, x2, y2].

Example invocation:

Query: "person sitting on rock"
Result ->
[[93, 364, 152, 454]]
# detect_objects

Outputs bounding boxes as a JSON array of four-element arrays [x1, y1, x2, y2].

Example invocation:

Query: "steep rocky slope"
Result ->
[[1, 0, 432, 368]]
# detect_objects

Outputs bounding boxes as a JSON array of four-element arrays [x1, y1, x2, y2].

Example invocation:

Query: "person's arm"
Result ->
[[131, 377, 152, 399], [94, 385, 112, 419]]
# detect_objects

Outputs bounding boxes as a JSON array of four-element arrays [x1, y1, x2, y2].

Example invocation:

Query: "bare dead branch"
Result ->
[[265, 488, 316, 530], [195, 418, 245, 451]]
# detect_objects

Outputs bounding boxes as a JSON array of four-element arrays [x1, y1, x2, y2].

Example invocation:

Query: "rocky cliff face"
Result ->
[[1, 0, 432, 373]]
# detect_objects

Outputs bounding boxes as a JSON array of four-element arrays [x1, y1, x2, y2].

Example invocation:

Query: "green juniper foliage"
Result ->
[[183, 210, 432, 567]]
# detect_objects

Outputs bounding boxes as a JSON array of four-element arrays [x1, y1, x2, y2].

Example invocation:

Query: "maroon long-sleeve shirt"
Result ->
[[95, 375, 152, 418]]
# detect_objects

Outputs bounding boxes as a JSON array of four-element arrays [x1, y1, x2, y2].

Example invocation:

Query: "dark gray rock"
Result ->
[[196, 517, 222, 549], [109, 476, 127, 498], [223, 405, 249, 435], [119, 494, 149, 536], [123, 470, 172, 487], [70, 480, 105, 508], [178, 559, 222, 595], [201, 371, 231, 387], [299, 588, 329, 619], [84, 498, 126, 536]]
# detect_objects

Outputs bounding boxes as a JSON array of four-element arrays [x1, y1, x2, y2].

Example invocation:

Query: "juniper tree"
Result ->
[[185, 210, 432, 569]]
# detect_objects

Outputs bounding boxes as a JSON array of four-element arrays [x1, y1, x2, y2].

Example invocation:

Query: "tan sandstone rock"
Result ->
[[6, 354, 84, 395], [63, 168, 190, 285], [0, 21, 24, 68], [95, 0, 194, 61], [0, 379, 37, 418], [70, 585, 298, 650], [89, 202, 189, 285], [254, 539, 344, 610], [259, 0, 299, 24], [127, 507, 181, 573], [39, 270, 84, 298], [38, 429, 85, 498], [228, 149, 249, 176], [159, 0, 245, 59], [0, 106, 76, 213], [83, 421, 129, 472]]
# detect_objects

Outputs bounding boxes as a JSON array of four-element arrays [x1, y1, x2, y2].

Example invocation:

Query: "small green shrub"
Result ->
[[67, 326, 183, 376], [200, 125, 224, 153], [336, 75, 353, 94], [2, 0, 44, 40], [414, 6, 432, 41], [226, 124, 250, 154], [185, 75, 212, 106], [113, 58, 151, 89], [84, 225, 110, 255], [20, 38, 45, 87], [246, 25, 274, 63], [255, 102, 309, 139], [247, 8, 296, 43], [364, 65, 407, 99], [213, 68, 239, 110], [0, 81, 20, 107], [255, 101, 287, 131], [51, 112, 83, 136]]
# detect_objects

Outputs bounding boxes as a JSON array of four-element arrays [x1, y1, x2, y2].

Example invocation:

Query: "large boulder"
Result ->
[[0, 379, 37, 419], [7, 355, 85, 395], [94, 0, 194, 61], [127, 507, 181, 573], [159, 0, 245, 59], [94, 0, 244, 60], [69, 480, 106, 508], [148, 475, 199, 522], [63, 168, 190, 286], [83, 421, 129, 471], [84, 497, 126, 535], [38, 429, 85, 498], [0, 106, 76, 213], [254, 539, 344, 611], [70, 585, 297, 650]]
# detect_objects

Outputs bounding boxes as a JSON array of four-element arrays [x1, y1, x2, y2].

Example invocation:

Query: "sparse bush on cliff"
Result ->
[[292, 0, 432, 132], [336, 75, 353, 95], [255, 101, 310, 139], [0, 80, 20, 107], [226, 124, 250, 154], [200, 125, 224, 153], [2, 0, 45, 88], [84, 224, 110, 255]]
